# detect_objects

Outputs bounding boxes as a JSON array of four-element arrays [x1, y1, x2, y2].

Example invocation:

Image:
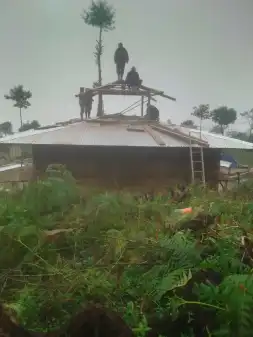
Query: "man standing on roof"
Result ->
[[114, 43, 129, 81], [125, 67, 142, 90], [76, 88, 94, 120]]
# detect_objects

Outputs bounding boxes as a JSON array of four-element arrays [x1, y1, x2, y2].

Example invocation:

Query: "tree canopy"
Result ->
[[240, 108, 253, 138], [0, 121, 13, 137], [82, 1, 115, 117], [191, 104, 210, 132], [4, 85, 32, 127], [181, 119, 198, 129], [19, 120, 40, 132], [211, 106, 237, 135], [82, 0, 115, 30]]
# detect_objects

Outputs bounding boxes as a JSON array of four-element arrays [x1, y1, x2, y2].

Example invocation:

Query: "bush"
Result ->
[[0, 172, 253, 336]]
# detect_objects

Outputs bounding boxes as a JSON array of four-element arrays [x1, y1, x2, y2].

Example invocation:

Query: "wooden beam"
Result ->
[[159, 92, 176, 101], [140, 84, 176, 101], [141, 84, 163, 94], [151, 125, 209, 147], [89, 81, 117, 91], [83, 89, 151, 97], [127, 126, 145, 132], [147, 93, 151, 106], [141, 96, 144, 116], [144, 125, 166, 146]]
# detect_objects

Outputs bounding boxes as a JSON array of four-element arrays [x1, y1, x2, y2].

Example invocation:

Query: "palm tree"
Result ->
[[4, 85, 32, 127], [82, 0, 115, 117]]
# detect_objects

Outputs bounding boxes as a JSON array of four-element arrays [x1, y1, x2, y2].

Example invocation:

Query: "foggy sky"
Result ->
[[0, 0, 253, 131]]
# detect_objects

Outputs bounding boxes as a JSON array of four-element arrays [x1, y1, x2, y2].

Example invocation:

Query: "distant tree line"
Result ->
[[180, 104, 253, 142]]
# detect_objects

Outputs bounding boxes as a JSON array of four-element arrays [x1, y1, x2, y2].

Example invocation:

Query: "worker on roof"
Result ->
[[114, 42, 129, 81], [125, 67, 142, 90], [76, 88, 94, 120], [145, 103, 160, 121]]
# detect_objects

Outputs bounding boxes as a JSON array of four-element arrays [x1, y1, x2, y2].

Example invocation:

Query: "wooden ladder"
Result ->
[[189, 133, 206, 185]]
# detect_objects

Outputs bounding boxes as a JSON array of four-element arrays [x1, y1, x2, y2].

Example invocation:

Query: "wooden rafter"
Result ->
[[76, 81, 175, 102], [151, 124, 209, 147], [79, 89, 151, 97], [144, 126, 166, 146], [140, 85, 176, 101]]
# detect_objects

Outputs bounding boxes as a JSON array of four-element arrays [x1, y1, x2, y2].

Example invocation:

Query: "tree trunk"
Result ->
[[221, 125, 224, 135], [97, 26, 103, 117], [199, 117, 202, 139], [19, 108, 23, 128], [249, 127, 252, 141]]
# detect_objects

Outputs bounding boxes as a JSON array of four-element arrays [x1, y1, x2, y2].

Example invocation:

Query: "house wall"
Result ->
[[0, 144, 32, 165], [32, 145, 220, 192]]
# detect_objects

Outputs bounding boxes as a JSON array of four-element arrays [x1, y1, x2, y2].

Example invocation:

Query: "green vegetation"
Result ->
[[1, 166, 253, 337], [4, 85, 32, 128], [18, 120, 40, 132]]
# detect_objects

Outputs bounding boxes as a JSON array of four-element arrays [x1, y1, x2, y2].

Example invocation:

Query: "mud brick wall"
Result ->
[[32, 145, 220, 192]]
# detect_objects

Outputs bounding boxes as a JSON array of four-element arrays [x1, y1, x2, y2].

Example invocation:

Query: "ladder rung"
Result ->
[[189, 140, 205, 184]]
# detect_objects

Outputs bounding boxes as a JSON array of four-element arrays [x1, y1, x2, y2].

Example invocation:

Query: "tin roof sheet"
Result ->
[[0, 120, 253, 149], [0, 121, 191, 147], [178, 127, 253, 150]]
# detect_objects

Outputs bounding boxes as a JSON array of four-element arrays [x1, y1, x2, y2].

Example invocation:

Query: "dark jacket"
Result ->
[[114, 47, 129, 64], [146, 105, 159, 121], [125, 70, 140, 86], [79, 92, 93, 107]]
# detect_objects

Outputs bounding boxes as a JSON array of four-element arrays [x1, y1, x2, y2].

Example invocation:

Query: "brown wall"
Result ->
[[32, 145, 220, 192]]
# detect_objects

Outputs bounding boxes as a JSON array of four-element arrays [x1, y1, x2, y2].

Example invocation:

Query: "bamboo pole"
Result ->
[[147, 92, 151, 106], [140, 84, 176, 101], [79, 89, 150, 97], [141, 96, 144, 116]]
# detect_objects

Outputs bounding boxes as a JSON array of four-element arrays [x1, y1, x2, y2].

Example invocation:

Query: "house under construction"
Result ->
[[0, 81, 230, 192], [0, 124, 220, 193]]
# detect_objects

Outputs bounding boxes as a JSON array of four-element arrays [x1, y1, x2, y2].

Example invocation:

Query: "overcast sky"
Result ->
[[0, 0, 253, 131]]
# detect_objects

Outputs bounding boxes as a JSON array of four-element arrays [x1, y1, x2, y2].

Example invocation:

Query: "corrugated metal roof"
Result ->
[[0, 126, 63, 143], [178, 127, 253, 149], [1, 120, 252, 149], [0, 121, 192, 147]]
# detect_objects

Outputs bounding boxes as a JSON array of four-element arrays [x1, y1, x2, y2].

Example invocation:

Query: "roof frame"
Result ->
[[76, 80, 176, 117], [78, 81, 176, 101]]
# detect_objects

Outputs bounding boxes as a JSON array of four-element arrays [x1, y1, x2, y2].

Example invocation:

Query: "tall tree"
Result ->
[[4, 85, 32, 128], [191, 104, 210, 133], [211, 106, 237, 135], [240, 108, 253, 139], [19, 120, 40, 132], [181, 119, 198, 129], [82, 0, 115, 117], [0, 121, 13, 137]]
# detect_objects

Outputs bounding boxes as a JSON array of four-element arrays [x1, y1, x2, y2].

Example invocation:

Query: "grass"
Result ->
[[0, 165, 253, 337]]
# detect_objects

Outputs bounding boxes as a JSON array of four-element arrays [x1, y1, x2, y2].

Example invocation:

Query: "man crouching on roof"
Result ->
[[76, 87, 94, 120]]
